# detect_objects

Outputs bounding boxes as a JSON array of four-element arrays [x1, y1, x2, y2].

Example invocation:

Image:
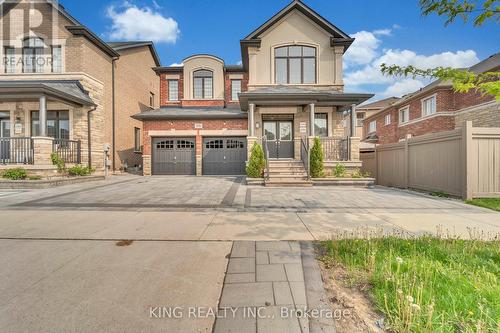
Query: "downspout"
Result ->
[[112, 57, 118, 172], [87, 105, 97, 168]]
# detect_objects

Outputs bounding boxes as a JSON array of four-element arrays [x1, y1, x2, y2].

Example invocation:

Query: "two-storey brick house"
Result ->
[[363, 53, 499, 145], [133, 0, 373, 183], [0, 0, 160, 174]]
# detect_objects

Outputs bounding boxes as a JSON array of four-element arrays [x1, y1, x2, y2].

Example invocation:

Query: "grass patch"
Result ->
[[466, 198, 500, 212], [319, 237, 500, 332]]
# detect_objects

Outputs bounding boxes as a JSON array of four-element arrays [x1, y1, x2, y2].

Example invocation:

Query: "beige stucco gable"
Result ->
[[248, 10, 344, 89], [182, 55, 225, 100]]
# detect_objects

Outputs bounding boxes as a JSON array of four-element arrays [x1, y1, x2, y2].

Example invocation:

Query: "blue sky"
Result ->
[[62, 0, 499, 99]]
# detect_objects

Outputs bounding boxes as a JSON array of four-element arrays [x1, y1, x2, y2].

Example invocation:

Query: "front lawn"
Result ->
[[319, 237, 499, 332], [466, 198, 500, 212]]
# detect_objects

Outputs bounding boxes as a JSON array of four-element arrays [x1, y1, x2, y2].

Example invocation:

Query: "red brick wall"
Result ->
[[142, 118, 248, 155], [180, 99, 225, 107], [363, 87, 492, 144], [160, 73, 183, 107], [224, 72, 248, 106]]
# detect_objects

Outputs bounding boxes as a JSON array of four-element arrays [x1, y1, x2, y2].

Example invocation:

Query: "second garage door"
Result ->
[[203, 137, 247, 175], [152, 137, 195, 175]]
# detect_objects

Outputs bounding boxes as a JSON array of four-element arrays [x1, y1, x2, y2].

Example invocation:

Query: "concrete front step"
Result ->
[[268, 171, 308, 176], [265, 180, 313, 187]]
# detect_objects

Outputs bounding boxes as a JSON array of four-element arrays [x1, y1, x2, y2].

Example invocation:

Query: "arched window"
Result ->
[[23, 37, 44, 73], [275, 45, 316, 84], [193, 69, 213, 99]]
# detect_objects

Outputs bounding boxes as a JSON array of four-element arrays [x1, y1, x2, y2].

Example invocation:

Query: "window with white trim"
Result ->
[[23, 37, 44, 73], [275, 45, 316, 84], [193, 69, 213, 99], [231, 80, 241, 101], [399, 106, 409, 124], [385, 114, 391, 125], [356, 112, 365, 127], [51, 46, 62, 73], [168, 80, 179, 101], [421, 95, 436, 116], [4, 47, 15, 73], [369, 120, 377, 133]]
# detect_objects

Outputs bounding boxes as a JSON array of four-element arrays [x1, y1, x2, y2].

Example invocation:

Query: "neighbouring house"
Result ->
[[363, 53, 500, 145], [0, 0, 160, 175], [133, 0, 373, 184]]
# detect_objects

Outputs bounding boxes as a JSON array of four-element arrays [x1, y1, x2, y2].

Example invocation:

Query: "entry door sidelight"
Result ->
[[0, 118, 11, 162], [263, 121, 294, 159]]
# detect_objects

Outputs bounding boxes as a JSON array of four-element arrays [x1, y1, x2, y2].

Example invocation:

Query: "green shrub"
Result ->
[[333, 163, 346, 178], [351, 168, 371, 178], [28, 175, 42, 181], [310, 137, 324, 178], [50, 152, 65, 172], [246, 143, 266, 178], [2, 168, 28, 180], [67, 164, 94, 176]]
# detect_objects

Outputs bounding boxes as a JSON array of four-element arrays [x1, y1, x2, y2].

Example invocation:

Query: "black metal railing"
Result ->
[[301, 136, 310, 179], [320, 137, 349, 161], [52, 139, 81, 164], [262, 136, 270, 181], [0, 137, 34, 164]]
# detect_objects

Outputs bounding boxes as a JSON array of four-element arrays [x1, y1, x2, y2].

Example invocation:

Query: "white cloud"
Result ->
[[343, 27, 479, 97], [236, 60, 243, 65], [106, 4, 180, 43], [169, 62, 183, 67]]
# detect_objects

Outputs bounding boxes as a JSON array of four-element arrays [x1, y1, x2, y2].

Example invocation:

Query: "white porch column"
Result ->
[[309, 103, 315, 137], [249, 103, 255, 137], [39, 95, 47, 137], [350, 103, 356, 137]]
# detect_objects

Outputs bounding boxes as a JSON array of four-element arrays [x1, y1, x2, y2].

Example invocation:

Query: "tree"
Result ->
[[309, 137, 324, 178], [381, 0, 500, 100], [246, 142, 266, 178]]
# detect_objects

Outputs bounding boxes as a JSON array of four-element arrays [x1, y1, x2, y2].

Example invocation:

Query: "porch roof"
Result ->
[[238, 86, 373, 111], [132, 107, 247, 120], [0, 80, 95, 106]]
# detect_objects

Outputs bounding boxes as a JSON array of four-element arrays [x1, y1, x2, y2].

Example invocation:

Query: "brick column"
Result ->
[[195, 133, 202, 176], [143, 155, 151, 176], [350, 137, 360, 161], [32, 136, 54, 165]]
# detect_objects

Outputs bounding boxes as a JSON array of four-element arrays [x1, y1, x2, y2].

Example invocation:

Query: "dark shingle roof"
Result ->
[[132, 107, 247, 120], [0, 80, 95, 106]]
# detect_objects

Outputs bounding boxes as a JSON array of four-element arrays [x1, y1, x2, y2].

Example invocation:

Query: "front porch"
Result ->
[[239, 86, 372, 184], [0, 79, 102, 176]]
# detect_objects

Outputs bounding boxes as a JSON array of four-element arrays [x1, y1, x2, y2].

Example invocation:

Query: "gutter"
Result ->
[[112, 57, 118, 172], [87, 105, 97, 168]]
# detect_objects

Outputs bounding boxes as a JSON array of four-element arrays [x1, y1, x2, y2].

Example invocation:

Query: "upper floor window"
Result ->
[[422, 95, 436, 116], [4, 47, 15, 73], [168, 80, 179, 101], [193, 69, 213, 99], [51, 46, 62, 73], [369, 120, 377, 133], [23, 37, 44, 73], [385, 114, 391, 125], [399, 106, 410, 124], [275, 45, 316, 84], [231, 80, 241, 101], [149, 92, 155, 108]]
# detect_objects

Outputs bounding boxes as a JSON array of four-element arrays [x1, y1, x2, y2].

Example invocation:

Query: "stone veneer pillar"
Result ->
[[32, 136, 54, 165], [142, 155, 152, 176], [349, 137, 360, 161]]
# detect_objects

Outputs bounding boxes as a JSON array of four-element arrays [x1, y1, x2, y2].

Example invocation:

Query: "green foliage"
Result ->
[[1, 168, 28, 180], [419, 0, 499, 26], [430, 190, 450, 198], [309, 137, 324, 178], [50, 152, 66, 172], [319, 237, 500, 332], [351, 168, 371, 179], [246, 143, 266, 178], [380, 64, 500, 100], [28, 175, 42, 181], [67, 164, 94, 176], [466, 198, 500, 211], [332, 163, 347, 178]]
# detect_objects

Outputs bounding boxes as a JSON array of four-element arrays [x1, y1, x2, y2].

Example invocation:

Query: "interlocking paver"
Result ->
[[257, 306, 302, 333], [231, 241, 255, 258], [256, 241, 291, 251], [256, 251, 269, 265], [213, 308, 256, 333], [268, 250, 301, 264], [227, 258, 255, 274], [225, 273, 255, 284], [219, 282, 273, 307], [289, 281, 307, 306], [284, 263, 304, 282], [273, 282, 294, 305], [256, 264, 287, 282]]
